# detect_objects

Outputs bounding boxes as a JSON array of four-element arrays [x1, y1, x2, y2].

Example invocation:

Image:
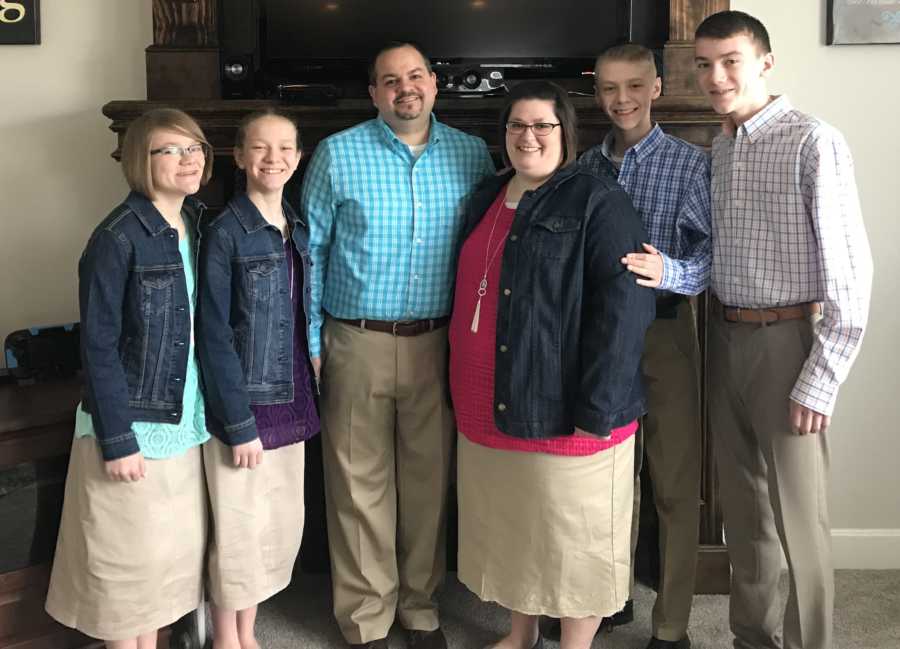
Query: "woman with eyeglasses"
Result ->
[[46, 108, 213, 649], [448, 81, 655, 649]]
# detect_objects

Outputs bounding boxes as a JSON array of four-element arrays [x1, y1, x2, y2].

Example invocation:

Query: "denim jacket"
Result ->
[[197, 193, 313, 446], [80, 191, 205, 461], [459, 165, 656, 438]]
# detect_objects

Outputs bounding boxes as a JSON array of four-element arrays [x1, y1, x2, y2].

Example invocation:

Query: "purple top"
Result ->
[[208, 237, 320, 450]]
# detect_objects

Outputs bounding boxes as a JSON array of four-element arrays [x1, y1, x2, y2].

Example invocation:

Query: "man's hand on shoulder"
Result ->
[[621, 242, 663, 288], [789, 400, 831, 435]]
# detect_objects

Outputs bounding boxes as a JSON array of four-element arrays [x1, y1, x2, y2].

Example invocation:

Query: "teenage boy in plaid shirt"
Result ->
[[695, 11, 872, 649], [577, 43, 711, 649]]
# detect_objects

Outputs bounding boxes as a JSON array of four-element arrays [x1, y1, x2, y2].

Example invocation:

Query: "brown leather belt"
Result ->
[[336, 316, 449, 336], [722, 302, 822, 324]]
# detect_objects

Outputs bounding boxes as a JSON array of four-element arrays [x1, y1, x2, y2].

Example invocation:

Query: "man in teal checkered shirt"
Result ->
[[300, 42, 493, 649]]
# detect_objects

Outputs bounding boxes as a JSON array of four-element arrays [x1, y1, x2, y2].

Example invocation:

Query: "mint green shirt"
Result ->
[[75, 236, 210, 459]]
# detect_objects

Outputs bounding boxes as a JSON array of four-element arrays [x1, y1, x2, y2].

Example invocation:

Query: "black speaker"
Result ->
[[220, 0, 260, 98]]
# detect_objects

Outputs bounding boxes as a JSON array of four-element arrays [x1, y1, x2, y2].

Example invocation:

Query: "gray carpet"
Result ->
[[254, 570, 900, 649]]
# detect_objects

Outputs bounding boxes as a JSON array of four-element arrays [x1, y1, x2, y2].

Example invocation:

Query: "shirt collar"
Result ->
[[601, 123, 664, 165], [738, 95, 792, 143], [376, 113, 441, 152]]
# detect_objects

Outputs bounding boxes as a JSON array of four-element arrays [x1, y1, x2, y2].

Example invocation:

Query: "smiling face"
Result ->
[[595, 58, 660, 139], [694, 33, 774, 125], [505, 98, 564, 185], [368, 45, 438, 133], [234, 115, 301, 196], [148, 129, 205, 201]]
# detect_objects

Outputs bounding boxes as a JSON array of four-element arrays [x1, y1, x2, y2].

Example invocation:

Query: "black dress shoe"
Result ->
[[540, 599, 634, 640], [644, 635, 691, 649], [349, 640, 389, 649], [407, 627, 448, 649]]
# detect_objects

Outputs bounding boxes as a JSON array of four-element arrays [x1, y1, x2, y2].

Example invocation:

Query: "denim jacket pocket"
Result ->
[[530, 215, 581, 260], [133, 268, 179, 405], [238, 254, 286, 387]]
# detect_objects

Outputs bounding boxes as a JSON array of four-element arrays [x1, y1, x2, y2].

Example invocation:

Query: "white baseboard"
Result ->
[[831, 529, 900, 569]]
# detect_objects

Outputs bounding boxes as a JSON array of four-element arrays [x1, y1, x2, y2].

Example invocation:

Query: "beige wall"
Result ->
[[731, 1, 900, 565], [0, 3, 151, 342], [1, 2, 896, 564]]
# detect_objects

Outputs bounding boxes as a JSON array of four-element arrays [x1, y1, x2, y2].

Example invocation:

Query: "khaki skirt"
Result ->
[[203, 435, 305, 610], [45, 436, 206, 641], [457, 433, 634, 619]]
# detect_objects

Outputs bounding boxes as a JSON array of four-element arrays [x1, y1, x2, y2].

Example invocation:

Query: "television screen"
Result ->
[[262, 0, 629, 63]]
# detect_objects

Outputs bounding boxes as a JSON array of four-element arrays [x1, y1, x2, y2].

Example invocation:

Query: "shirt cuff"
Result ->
[[790, 374, 839, 417], [656, 252, 679, 292]]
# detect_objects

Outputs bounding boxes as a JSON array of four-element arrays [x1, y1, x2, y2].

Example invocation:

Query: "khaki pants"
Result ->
[[709, 307, 832, 649], [628, 299, 702, 640], [320, 318, 455, 644]]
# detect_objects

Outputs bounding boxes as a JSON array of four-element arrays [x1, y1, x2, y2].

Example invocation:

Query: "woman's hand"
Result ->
[[105, 452, 147, 482], [232, 438, 264, 469]]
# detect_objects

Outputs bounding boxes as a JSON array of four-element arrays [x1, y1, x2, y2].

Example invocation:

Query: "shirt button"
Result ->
[[173, 377, 182, 383], [176, 306, 186, 312], [170, 411, 179, 417], [416, 238, 423, 244], [497, 403, 507, 412], [503, 288, 511, 296], [509, 235, 518, 242], [175, 340, 186, 347], [414, 274, 419, 280], [499, 344, 508, 352]]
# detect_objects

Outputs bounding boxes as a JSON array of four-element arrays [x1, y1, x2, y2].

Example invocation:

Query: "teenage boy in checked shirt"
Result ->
[[578, 43, 711, 649], [694, 11, 872, 649]]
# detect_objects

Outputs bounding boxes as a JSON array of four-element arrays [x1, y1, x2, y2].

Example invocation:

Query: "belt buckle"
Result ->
[[392, 321, 400, 336]]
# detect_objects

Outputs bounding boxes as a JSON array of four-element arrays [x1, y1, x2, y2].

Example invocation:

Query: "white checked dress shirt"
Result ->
[[711, 95, 873, 415]]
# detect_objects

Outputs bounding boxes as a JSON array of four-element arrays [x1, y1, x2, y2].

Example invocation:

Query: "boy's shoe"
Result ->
[[406, 627, 448, 649]]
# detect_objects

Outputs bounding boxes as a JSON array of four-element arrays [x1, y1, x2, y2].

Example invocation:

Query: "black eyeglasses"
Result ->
[[150, 143, 207, 157], [505, 121, 561, 136]]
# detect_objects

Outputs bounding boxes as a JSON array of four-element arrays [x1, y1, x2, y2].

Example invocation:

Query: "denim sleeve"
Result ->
[[575, 187, 656, 434], [79, 228, 140, 461], [300, 143, 336, 358], [196, 224, 258, 445]]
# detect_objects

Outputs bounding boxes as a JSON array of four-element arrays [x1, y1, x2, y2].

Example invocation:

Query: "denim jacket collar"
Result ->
[[484, 162, 581, 201], [125, 191, 205, 237], [228, 192, 305, 234]]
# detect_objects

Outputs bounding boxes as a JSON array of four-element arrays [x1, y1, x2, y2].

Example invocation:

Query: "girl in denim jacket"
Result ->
[[197, 110, 320, 649], [46, 109, 213, 647]]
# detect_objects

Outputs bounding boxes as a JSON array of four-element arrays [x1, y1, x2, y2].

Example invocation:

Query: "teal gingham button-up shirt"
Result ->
[[300, 115, 494, 357]]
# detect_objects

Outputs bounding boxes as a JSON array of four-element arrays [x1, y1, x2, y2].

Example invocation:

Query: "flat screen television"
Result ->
[[257, 0, 666, 88]]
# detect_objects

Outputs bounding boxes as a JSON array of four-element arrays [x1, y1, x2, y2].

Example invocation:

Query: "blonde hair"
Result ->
[[595, 43, 658, 77], [120, 108, 213, 199]]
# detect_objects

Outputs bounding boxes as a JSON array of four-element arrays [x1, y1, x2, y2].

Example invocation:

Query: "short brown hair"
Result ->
[[595, 43, 658, 76], [234, 108, 303, 151], [121, 108, 213, 199], [695, 10, 772, 54], [499, 81, 578, 170]]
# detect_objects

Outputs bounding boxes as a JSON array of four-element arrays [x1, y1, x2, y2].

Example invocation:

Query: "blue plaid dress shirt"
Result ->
[[300, 115, 494, 357], [580, 124, 712, 295]]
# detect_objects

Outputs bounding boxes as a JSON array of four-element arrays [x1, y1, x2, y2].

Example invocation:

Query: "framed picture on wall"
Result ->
[[828, 0, 900, 44], [0, 0, 40, 45]]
